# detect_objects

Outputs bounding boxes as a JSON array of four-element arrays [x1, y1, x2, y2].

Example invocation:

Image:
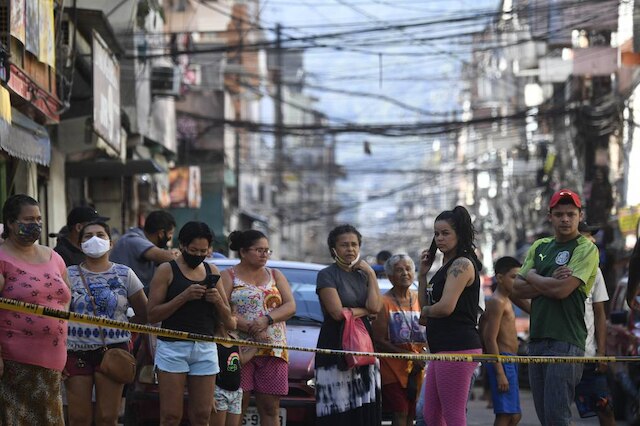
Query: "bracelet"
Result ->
[[266, 314, 274, 325]]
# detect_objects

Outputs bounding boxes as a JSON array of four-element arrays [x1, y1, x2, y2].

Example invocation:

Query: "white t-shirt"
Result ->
[[584, 268, 609, 357]]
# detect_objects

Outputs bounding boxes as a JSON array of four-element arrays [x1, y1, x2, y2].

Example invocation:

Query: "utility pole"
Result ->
[[274, 24, 285, 225], [234, 14, 243, 210]]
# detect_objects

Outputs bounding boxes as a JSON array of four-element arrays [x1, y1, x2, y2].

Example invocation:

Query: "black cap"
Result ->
[[67, 206, 110, 227], [578, 221, 600, 236]]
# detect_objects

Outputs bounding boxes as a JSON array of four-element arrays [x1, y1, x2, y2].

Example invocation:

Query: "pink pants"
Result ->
[[423, 348, 483, 426]]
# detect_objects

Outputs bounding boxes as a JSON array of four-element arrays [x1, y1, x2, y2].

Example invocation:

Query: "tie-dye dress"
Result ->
[[314, 263, 382, 426]]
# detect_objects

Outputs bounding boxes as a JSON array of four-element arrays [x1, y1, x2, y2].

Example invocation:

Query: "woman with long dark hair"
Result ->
[[418, 206, 483, 426], [0, 194, 71, 425], [148, 221, 234, 426], [220, 230, 296, 426], [315, 224, 383, 425]]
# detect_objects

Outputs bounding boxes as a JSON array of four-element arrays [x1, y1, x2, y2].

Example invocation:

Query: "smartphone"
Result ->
[[206, 274, 221, 289], [427, 237, 437, 260]]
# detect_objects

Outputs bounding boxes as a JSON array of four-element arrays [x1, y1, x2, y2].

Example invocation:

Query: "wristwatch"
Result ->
[[266, 314, 274, 325]]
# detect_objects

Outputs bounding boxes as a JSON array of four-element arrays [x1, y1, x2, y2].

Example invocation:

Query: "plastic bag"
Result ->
[[341, 308, 376, 369]]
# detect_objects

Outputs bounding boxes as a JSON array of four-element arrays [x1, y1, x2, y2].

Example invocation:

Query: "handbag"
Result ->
[[77, 265, 137, 384], [341, 308, 376, 369]]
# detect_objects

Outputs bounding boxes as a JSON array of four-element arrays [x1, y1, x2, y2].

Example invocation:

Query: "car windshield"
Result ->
[[279, 268, 324, 324], [215, 264, 324, 324]]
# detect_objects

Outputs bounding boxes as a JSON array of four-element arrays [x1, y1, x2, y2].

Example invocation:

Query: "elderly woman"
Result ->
[[0, 194, 71, 425], [372, 254, 426, 426], [315, 224, 383, 425]]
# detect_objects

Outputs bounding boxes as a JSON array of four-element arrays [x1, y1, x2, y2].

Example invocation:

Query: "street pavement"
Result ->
[[467, 386, 620, 425]]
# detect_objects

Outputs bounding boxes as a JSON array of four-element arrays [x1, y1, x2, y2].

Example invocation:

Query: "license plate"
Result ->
[[242, 407, 286, 426]]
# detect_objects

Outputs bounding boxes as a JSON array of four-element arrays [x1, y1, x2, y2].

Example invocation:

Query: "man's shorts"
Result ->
[[155, 340, 219, 376], [240, 356, 288, 395], [382, 382, 416, 417], [215, 387, 243, 415], [485, 354, 521, 415], [574, 364, 613, 418]]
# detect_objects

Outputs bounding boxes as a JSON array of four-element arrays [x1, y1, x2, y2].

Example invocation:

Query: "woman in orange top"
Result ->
[[372, 254, 426, 426]]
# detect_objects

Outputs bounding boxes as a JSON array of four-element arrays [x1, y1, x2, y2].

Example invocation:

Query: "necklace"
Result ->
[[390, 289, 413, 311]]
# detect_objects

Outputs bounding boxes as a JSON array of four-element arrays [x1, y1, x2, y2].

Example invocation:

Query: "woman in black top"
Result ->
[[417, 206, 483, 426], [315, 224, 383, 426], [148, 221, 234, 426]]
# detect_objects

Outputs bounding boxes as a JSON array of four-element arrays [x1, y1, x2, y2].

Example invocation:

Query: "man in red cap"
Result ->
[[513, 189, 599, 425]]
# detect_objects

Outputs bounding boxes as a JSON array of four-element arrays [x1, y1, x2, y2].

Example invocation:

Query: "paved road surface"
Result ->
[[467, 386, 621, 425]]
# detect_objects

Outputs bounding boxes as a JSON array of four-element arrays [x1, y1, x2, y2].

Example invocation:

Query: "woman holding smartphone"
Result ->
[[418, 206, 483, 426], [148, 221, 234, 426]]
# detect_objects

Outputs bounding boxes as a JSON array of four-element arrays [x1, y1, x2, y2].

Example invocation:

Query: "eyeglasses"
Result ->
[[247, 248, 273, 256]]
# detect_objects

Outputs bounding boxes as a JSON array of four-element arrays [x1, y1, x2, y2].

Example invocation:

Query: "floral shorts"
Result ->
[[215, 387, 243, 415]]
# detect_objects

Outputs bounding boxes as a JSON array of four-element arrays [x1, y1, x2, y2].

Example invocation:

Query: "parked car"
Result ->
[[123, 259, 326, 426]]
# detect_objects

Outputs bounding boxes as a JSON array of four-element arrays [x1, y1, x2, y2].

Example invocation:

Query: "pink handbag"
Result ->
[[341, 308, 376, 369]]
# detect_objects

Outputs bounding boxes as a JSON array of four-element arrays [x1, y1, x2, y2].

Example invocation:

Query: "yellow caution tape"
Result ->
[[0, 297, 636, 364]]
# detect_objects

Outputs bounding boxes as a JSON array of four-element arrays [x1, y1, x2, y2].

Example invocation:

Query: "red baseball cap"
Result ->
[[549, 189, 582, 209]]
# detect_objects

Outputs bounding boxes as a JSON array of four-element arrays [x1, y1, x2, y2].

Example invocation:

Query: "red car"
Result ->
[[123, 259, 325, 426]]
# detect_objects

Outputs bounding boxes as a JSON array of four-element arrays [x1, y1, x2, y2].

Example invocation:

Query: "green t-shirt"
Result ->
[[519, 235, 599, 350]]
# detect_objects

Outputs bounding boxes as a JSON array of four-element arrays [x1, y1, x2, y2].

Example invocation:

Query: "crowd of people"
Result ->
[[0, 188, 635, 425]]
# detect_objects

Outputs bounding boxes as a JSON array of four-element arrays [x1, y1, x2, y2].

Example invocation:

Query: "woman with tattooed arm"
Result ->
[[417, 206, 483, 426]]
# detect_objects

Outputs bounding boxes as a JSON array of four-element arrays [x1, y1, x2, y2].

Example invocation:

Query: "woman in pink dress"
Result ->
[[0, 194, 71, 425]]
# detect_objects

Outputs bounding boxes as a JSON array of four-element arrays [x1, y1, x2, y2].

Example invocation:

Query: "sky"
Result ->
[[261, 0, 501, 245]]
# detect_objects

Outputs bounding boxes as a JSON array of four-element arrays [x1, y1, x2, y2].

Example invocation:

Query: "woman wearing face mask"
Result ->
[[64, 221, 148, 426], [0, 194, 71, 425], [148, 221, 234, 426], [315, 224, 382, 425]]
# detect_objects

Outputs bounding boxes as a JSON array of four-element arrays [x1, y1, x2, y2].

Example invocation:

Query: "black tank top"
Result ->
[[159, 261, 218, 341], [426, 254, 482, 353], [216, 343, 241, 391]]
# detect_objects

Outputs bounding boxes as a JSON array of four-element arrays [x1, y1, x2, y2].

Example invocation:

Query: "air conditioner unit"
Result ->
[[151, 66, 181, 97]]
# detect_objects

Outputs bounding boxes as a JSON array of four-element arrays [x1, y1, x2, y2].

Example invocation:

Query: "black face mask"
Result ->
[[182, 251, 206, 269], [157, 232, 170, 249]]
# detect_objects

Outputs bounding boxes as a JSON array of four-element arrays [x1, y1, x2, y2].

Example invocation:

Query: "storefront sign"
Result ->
[[92, 31, 121, 155]]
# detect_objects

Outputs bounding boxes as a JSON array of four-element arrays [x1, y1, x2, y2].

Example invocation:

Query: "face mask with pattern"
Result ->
[[15, 222, 42, 244]]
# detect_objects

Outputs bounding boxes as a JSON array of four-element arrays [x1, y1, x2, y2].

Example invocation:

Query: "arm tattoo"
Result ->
[[448, 258, 470, 278]]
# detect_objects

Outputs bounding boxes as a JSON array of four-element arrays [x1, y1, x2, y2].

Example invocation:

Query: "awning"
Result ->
[[0, 109, 51, 166], [66, 159, 166, 178]]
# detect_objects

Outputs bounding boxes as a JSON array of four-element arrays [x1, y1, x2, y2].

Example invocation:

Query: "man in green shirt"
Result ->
[[513, 189, 599, 425]]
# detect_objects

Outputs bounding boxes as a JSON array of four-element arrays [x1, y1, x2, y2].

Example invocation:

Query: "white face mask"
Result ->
[[81, 236, 111, 258]]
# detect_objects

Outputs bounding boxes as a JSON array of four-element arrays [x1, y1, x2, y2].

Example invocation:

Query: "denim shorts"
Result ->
[[155, 340, 219, 376]]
